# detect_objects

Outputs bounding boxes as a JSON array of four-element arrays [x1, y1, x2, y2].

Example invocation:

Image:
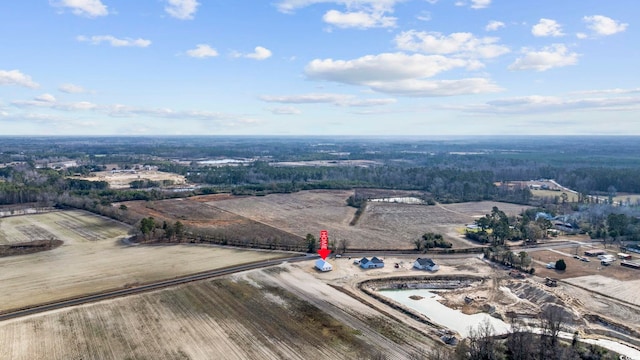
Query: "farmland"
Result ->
[[0, 210, 288, 312], [203, 190, 529, 249], [0, 266, 437, 360], [3, 250, 640, 359]]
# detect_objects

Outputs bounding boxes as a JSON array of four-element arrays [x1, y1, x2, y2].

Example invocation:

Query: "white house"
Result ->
[[413, 258, 439, 271], [315, 259, 333, 272], [360, 257, 384, 269]]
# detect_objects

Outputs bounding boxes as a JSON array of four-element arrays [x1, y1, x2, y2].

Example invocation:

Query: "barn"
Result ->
[[360, 257, 384, 269], [413, 258, 440, 271], [315, 259, 333, 272]]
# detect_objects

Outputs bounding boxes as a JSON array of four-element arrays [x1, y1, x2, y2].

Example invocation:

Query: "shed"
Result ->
[[413, 258, 440, 271], [360, 257, 384, 269], [584, 249, 607, 257], [315, 259, 333, 272]]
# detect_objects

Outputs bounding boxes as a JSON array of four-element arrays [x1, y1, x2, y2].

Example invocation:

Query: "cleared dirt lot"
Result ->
[[0, 211, 287, 312], [76, 170, 186, 189]]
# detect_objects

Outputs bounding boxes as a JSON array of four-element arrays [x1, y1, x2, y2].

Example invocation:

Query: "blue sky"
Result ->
[[0, 0, 638, 136]]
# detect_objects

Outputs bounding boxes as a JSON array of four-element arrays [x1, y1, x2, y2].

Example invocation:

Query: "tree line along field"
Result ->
[[156, 190, 529, 250], [0, 210, 288, 313]]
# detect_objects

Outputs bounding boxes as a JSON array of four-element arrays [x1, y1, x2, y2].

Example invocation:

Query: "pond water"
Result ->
[[380, 289, 510, 337], [370, 197, 424, 204]]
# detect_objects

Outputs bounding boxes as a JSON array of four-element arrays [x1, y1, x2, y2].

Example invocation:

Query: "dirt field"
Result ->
[[76, 170, 186, 189], [0, 210, 287, 312], [1, 249, 639, 358], [202, 190, 529, 249], [120, 198, 305, 250], [0, 265, 437, 360]]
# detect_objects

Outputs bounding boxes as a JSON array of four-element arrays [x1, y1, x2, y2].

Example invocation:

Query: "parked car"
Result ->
[[580, 257, 590, 262]]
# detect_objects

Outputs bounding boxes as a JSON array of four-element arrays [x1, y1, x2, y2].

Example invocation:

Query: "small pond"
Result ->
[[380, 289, 510, 337]]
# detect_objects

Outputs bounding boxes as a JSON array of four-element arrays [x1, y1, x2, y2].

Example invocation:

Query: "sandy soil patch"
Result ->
[[0, 210, 286, 312], [563, 275, 640, 307], [75, 170, 186, 189], [529, 248, 639, 281]]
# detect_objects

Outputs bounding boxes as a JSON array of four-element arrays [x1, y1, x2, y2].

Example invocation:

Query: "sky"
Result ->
[[0, 0, 638, 136]]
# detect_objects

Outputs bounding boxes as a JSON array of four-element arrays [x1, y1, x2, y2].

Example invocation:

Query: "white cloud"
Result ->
[[275, 0, 401, 30], [485, 20, 505, 31], [571, 88, 640, 96], [304, 53, 500, 97], [77, 35, 151, 47], [0, 70, 40, 88], [260, 93, 396, 107], [267, 106, 302, 115], [165, 0, 200, 20], [509, 44, 579, 71], [10, 96, 256, 124], [59, 83, 89, 94], [12, 96, 97, 111], [246, 46, 272, 60], [186, 44, 219, 58], [470, 0, 491, 9], [450, 94, 640, 114], [50, 0, 108, 17], [532, 18, 564, 37], [305, 53, 474, 85], [35, 94, 56, 103], [323, 9, 396, 28], [576, 32, 588, 39], [583, 15, 628, 36], [416, 11, 431, 22], [395, 31, 509, 59], [275, 0, 404, 14], [365, 78, 502, 96]]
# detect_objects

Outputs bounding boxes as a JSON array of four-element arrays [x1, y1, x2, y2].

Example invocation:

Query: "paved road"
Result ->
[[0, 254, 312, 322]]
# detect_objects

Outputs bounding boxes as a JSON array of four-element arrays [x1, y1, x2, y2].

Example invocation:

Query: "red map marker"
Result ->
[[318, 230, 330, 260]]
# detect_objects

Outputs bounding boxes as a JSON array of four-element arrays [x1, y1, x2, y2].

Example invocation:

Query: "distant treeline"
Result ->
[[3, 136, 640, 207]]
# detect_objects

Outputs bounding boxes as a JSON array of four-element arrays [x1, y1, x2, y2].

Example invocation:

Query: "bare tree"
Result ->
[[539, 305, 568, 359], [467, 319, 502, 360], [506, 316, 535, 360], [338, 238, 349, 254]]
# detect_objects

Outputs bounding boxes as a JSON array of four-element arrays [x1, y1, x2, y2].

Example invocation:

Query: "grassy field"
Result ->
[[0, 210, 287, 312], [530, 189, 580, 203]]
